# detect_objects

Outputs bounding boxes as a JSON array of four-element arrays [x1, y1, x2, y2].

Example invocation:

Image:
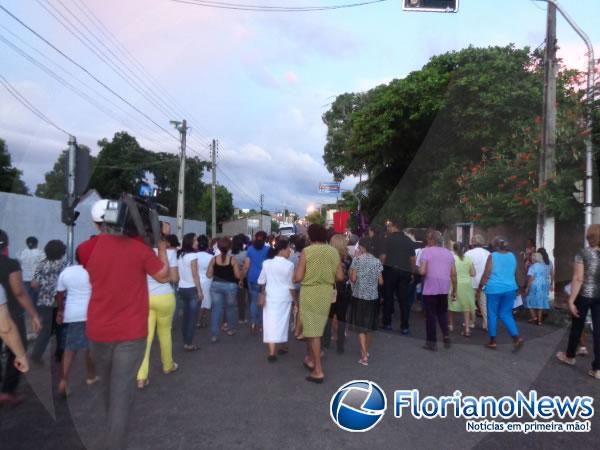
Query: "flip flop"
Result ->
[[588, 370, 600, 380], [305, 375, 324, 384], [164, 362, 179, 374], [512, 338, 525, 353], [556, 352, 576, 366]]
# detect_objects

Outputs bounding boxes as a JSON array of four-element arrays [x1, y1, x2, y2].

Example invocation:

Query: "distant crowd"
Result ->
[[1, 202, 599, 450]]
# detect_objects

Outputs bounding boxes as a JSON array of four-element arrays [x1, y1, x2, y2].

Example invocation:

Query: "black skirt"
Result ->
[[350, 297, 379, 332]]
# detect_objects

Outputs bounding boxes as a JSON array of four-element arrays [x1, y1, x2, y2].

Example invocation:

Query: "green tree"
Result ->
[[89, 131, 152, 198], [305, 211, 325, 226], [271, 220, 280, 233], [150, 152, 209, 219], [196, 185, 234, 234], [322, 45, 587, 227], [0, 138, 29, 194], [35, 145, 95, 200]]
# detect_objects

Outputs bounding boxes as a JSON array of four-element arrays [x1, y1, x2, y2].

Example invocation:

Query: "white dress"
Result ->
[[258, 256, 294, 343], [196, 252, 213, 309]]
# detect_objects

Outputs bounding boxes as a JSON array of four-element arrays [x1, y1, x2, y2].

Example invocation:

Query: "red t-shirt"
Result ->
[[78, 234, 164, 342]]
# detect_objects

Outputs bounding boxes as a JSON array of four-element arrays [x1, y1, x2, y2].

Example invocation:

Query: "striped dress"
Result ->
[[299, 244, 339, 338]]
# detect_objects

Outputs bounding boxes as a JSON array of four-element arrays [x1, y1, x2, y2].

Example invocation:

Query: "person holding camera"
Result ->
[[77, 200, 169, 450]]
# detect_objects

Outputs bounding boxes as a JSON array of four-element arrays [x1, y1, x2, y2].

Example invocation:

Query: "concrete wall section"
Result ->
[[0, 192, 206, 257]]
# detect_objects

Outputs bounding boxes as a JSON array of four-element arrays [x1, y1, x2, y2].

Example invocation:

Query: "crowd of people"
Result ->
[[1, 203, 599, 449]]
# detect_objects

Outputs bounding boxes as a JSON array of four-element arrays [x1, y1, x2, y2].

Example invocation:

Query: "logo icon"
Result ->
[[330, 380, 387, 432]]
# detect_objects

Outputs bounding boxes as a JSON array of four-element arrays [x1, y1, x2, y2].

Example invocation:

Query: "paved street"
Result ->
[[1, 311, 599, 450]]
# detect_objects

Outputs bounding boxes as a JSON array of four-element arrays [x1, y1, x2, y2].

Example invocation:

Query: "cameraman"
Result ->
[[77, 200, 169, 450]]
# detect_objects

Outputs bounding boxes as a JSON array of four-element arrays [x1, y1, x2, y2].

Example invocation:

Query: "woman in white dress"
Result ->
[[195, 235, 213, 328], [258, 239, 295, 362]]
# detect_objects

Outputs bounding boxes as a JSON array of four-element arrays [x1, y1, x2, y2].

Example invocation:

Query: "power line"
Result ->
[[66, 0, 217, 151], [0, 31, 172, 147], [171, 0, 388, 12], [35, 0, 184, 125], [0, 4, 181, 142], [0, 74, 70, 136]]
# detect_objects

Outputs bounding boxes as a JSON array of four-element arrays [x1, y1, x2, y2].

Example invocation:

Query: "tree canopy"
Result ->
[[196, 184, 234, 234], [0, 138, 29, 195], [323, 45, 591, 229], [35, 145, 95, 200]]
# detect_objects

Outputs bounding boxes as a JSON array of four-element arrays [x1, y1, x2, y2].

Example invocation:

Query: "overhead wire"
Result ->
[[0, 31, 173, 148], [170, 0, 388, 12], [71, 0, 211, 136], [36, 0, 185, 126], [0, 4, 181, 142], [0, 74, 70, 136], [2, 3, 267, 207]]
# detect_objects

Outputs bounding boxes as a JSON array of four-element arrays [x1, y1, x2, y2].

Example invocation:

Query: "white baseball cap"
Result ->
[[91, 199, 109, 222]]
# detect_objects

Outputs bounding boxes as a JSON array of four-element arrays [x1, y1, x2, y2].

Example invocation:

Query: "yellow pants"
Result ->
[[137, 293, 176, 381]]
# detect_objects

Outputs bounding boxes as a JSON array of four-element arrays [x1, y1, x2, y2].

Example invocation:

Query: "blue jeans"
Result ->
[[178, 288, 200, 345], [210, 281, 238, 338], [248, 282, 263, 327], [486, 290, 519, 338]]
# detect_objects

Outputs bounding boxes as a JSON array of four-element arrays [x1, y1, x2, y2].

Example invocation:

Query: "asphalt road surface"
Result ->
[[1, 311, 598, 450]]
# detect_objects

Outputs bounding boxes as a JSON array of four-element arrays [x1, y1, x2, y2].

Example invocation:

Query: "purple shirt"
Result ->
[[420, 246, 455, 295]]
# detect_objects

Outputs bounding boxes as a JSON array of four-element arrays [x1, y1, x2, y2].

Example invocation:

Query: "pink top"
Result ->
[[420, 246, 455, 295]]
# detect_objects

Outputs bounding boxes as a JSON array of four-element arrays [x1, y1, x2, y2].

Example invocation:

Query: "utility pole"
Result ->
[[211, 139, 217, 238], [65, 135, 77, 264], [536, 3, 557, 268], [171, 119, 187, 242], [533, 0, 595, 242], [259, 193, 264, 231]]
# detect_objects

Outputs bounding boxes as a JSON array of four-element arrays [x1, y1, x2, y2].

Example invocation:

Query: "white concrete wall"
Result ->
[[0, 191, 205, 257]]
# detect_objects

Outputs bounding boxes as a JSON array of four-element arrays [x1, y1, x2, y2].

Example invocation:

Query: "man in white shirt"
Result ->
[[465, 234, 490, 330], [17, 236, 43, 303]]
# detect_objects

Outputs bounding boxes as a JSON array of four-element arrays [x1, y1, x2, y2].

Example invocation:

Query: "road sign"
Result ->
[[319, 182, 341, 194], [402, 0, 459, 13]]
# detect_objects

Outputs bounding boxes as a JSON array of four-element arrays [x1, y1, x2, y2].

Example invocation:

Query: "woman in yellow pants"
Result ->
[[137, 247, 179, 388]]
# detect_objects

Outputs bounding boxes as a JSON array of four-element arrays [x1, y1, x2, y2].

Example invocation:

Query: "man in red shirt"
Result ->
[[78, 200, 169, 450]]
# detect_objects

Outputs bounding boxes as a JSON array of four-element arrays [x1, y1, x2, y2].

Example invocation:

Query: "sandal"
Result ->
[[556, 352, 575, 366], [461, 330, 471, 337], [85, 376, 100, 385], [358, 358, 369, 366], [512, 338, 524, 352], [577, 346, 589, 357], [164, 362, 179, 374], [184, 344, 200, 352], [137, 379, 149, 389], [58, 380, 69, 397], [485, 342, 497, 350], [305, 375, 324, 384], [588, 370, 600, 380]]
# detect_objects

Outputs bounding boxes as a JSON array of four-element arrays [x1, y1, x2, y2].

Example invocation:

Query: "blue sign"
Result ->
[[319, 182, 340, 194]]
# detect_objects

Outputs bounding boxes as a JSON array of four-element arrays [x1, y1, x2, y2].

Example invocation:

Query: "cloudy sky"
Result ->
[[1, 0, 599, 215]]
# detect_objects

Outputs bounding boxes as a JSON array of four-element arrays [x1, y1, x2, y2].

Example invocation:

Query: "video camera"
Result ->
[[101, 182, 169, 247]]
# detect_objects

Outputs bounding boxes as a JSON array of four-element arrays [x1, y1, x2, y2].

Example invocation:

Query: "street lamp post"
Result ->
[[535, 0, 596, 238]]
